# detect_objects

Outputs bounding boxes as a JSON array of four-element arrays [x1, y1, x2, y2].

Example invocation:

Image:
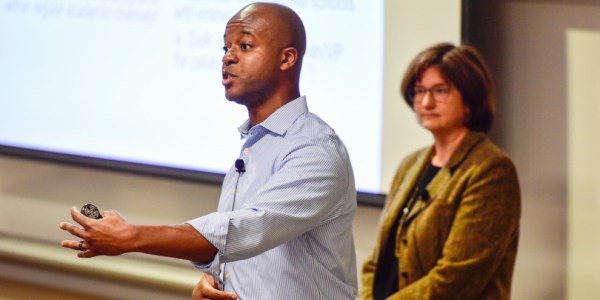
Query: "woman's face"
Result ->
[[413, 66, 470, 136]]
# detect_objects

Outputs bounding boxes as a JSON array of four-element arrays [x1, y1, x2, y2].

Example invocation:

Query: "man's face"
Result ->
[[221, 13, 281, 107]]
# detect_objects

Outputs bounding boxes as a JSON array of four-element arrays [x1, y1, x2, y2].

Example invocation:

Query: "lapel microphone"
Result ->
[[235, 159, 245, 173]]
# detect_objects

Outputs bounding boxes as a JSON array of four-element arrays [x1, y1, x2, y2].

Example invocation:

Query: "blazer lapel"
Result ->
[[404, 168, 451, 223], [378, 148, 433, 250], [403, 131, 486, 225]]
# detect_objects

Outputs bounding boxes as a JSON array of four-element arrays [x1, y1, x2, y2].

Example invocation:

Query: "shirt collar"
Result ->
[[237, 96, 307, 138]]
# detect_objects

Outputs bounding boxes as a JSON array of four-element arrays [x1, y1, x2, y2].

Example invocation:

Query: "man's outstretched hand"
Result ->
[[59, 206, 132, 258]]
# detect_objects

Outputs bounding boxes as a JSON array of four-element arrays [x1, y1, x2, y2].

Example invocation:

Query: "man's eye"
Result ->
[[222, 46, 228, 53], [241, 43, 251, 50]]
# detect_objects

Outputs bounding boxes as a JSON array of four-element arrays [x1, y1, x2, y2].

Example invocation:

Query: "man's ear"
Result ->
[[280, 47, 299, 71]]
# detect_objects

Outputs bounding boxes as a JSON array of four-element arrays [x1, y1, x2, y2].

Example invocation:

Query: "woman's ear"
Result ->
[[463, 105, 471, 125]]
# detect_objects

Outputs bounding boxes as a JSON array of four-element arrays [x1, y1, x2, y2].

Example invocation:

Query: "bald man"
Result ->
[[60, 3, 358, 299]]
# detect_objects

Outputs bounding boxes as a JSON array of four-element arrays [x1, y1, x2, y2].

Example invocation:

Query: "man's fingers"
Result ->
[[60, 207, 106, 258], [61, 239, 79, 249], [204, 274, 217, 287], [77, 249, 98, 258], [61, 239, 98, 258], [70, 206, 90, 227], [192, 275, 237, 300], [59, 222, 85, 239], [200, 279, 238, 300]]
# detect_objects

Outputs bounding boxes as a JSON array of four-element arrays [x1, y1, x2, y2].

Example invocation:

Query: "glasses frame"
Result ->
[[410, 84, 453, 103]]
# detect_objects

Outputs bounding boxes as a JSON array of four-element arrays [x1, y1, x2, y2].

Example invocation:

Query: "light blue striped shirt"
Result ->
[[188, 96, 358, 299]]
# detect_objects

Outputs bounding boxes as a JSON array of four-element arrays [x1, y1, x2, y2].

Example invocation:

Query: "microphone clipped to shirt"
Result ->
[[235, 159, 245, 173]]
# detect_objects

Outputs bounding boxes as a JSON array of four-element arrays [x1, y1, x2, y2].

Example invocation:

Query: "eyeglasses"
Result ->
[[411, 85, 453, 103]]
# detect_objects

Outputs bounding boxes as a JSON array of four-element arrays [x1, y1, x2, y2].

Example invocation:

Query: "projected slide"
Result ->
[[0, 0, 383, 193]]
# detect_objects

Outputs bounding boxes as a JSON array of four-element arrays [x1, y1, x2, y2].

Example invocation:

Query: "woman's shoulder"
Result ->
[[473, 137, 515, 163], [466, 136, 519, 176], [387, 146, 432, 191]]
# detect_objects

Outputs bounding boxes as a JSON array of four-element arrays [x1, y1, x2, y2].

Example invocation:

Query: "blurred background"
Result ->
[[1, 0, 599, 299]]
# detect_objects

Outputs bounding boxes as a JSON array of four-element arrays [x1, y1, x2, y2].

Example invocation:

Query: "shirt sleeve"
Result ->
[[187, 135, 354, 264]]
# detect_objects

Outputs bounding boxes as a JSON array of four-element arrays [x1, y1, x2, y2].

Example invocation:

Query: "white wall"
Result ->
[[465, 1, 600, 299], [566, 28, 600, 300], [381, 0, 461, 192]]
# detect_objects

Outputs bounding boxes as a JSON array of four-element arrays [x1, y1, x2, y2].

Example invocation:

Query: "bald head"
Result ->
[[230, 2, 306, 62], [221, 2, 306, 114]]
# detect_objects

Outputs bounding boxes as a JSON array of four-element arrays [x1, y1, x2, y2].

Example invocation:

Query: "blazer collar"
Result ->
[[444, 131, 486, 172]]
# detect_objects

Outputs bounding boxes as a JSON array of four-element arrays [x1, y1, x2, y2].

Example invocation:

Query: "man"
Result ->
[[59, 2, 358, 299]]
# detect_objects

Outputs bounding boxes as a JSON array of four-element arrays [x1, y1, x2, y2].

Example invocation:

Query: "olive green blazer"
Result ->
[[360, 131, 521, 300]]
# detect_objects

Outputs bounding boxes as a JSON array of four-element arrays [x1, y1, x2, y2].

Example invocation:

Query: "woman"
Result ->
[[360, 43, 521, 300]]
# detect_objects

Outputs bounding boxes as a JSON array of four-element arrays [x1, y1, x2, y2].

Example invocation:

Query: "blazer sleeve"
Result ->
[[359, 248, 378, 300], [390, 155, 521, 300]]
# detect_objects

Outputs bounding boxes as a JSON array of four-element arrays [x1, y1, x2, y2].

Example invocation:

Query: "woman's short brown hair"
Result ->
[[400, 43, 496, 132]]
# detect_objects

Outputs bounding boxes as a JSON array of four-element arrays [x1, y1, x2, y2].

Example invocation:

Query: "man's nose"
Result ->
[[222, 49, 237, 65]]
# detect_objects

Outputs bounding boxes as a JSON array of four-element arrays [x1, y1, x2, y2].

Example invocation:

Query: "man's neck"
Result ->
[[247, 91, 300, 126]]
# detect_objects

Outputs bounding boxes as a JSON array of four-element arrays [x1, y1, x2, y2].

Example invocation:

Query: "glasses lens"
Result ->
[[412, 86, 451, 102], [412, 88, 426, 102]]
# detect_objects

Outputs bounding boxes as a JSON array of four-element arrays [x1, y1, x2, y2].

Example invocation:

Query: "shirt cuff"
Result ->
[[186, 211, 231, 273], [190, 253, 221, 276]]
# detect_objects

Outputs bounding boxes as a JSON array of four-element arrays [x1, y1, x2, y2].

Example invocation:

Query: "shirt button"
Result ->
[[402, 238, 408, 245], [243, 147, 249, 154], [402, 207, 408, 215]]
